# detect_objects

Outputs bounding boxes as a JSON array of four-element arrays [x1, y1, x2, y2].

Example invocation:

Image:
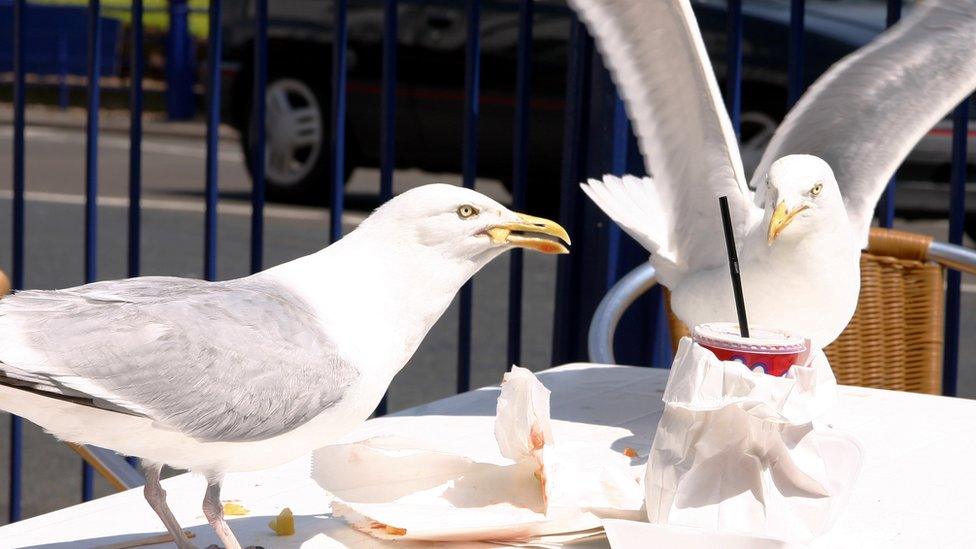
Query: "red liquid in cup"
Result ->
[[693, 323, 806, 377]]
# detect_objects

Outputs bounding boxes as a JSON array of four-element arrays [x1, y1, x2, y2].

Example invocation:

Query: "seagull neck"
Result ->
[[259, 229, 488, 379]]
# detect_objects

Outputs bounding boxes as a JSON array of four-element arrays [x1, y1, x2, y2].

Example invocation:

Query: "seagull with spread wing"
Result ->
[[571, 0, 976, 350], [0, 184, 569, 549]]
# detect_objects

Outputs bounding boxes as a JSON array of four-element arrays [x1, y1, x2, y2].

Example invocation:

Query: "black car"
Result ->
[[220, 0, 976, 235]]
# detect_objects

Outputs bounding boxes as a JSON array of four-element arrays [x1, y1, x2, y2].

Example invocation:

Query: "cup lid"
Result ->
[[693, 322, 806, 353]]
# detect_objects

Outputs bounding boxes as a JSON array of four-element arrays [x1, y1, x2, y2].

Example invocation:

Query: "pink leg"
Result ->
[[202, 479, 243, 549], [143, 464, 197, 549]]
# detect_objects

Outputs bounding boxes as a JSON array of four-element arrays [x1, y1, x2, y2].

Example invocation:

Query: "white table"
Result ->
[[3, 363, 976, 548]]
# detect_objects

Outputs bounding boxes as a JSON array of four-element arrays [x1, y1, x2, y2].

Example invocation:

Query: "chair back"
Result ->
[[666, 228, 945, 395]]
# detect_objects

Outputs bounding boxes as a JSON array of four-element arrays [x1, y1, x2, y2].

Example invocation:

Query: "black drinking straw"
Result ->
[[719, 196, 750, 338]]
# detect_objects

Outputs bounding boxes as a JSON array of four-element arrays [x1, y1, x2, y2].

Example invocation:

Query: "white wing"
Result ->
[[752, 0, 976, 244], [570, 0, 760, 287]]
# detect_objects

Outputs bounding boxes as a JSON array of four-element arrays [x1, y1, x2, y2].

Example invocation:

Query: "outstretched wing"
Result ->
[[0, 277, 359, 443], [752, 0, 976, 245], [570, 0, 760, 286]]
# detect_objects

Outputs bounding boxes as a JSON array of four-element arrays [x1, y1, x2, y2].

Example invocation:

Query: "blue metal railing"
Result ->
[[82, 0, 102, 502], [204, 0, 221, 281], [379, 0, 397, 209], [3, 0, 972, 524], [787, 0, 805, 107], [375, 0, 398, 416], [128, 0, 143, 281], [250, 0, 267, 273], [725, 0, 743, 136], [457, 0, 481, 394], [552, 16, 593, 366], [877, 0, 903, 228], [9, 0, 26, 526], [507, 0, 534, 369], [330, 0, 349, 244], [944, 98, 970, 396]]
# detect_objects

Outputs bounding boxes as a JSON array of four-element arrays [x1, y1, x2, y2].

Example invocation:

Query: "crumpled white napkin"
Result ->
[[643, 338, 862, 544], [312, 366, 644, 542]]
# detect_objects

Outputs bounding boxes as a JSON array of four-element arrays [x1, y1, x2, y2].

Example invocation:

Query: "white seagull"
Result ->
[[571, 0, 976, 350], [0, 184, 569, 549]]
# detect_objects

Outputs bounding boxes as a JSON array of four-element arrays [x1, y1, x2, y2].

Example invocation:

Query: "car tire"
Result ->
[[241, 69, 355, 205]]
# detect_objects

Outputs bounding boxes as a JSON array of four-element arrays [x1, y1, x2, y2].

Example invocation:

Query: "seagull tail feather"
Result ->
[[580, 175, 682, 287]]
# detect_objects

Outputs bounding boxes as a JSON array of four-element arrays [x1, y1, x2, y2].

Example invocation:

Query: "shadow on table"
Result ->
[[397, 365, 666, 466], [401, 365, 666, 419], [18, 512, 353, 549]]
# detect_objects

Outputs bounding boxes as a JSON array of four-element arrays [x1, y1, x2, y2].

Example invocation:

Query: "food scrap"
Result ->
[[268, 507, 296, 536], [369, 521, 407, 536], [623, 447, 638, 458], [222, 502, 249, 516]]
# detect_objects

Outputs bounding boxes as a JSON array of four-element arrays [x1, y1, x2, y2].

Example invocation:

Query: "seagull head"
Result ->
[[761, 155, 844, 246], [361, 184, 570, 262]]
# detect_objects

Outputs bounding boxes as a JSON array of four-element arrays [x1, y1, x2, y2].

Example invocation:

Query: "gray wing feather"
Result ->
[[567, 0, 759, 278], [0, 277, 358, 442], [751, 0, 976, 244]]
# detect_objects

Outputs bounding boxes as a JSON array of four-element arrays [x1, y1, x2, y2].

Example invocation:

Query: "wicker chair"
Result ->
[[589, 228, 976, 395]]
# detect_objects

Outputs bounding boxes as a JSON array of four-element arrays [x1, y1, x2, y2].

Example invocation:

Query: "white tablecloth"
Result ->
[[2, 363, 976, 548]]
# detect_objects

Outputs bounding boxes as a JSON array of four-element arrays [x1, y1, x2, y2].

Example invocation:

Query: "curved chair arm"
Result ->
[[587, 262, 657, 364], [928, 241, 976, 275]]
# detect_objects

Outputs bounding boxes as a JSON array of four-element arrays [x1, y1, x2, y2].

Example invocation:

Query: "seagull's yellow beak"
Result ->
[[486, 213, 571, 254], [767, 201, 808, 245]]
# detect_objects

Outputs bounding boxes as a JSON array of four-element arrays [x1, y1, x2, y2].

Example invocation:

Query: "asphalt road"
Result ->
[[0, 119, 973, 523]]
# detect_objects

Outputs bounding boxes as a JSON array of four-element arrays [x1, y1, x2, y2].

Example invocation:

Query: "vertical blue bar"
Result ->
[[787, 0, 805, 107], [551, 17, 592, 365], [604, 93, 627, 290], [942, 98, 969, 397], [330, 0, 349, 242], [124, 0, 144, 467], [58, 36, 70, 110], [128, 0, 144, 279], [205, 0, 223, 281], [876, 0, 901, 228], [82, 0, 103, 502], [379, 0, 397, 204], [86, 0, 101, 284], [250, 0, 267, 273], [457, 0, 480, 394], [9, 0, 26, 524], [374, 0, 397, 417], [725, 0, 742, 136], [165, 0, 195, 120], [506, 0, 533, 369]]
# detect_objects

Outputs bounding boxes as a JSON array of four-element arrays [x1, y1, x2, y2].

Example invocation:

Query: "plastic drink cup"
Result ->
[[693, 322, 806, 376]]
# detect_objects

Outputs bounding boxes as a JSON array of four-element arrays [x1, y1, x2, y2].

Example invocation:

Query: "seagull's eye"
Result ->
[[810, 182, 823, 197], [457, 205, 479, 219]]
